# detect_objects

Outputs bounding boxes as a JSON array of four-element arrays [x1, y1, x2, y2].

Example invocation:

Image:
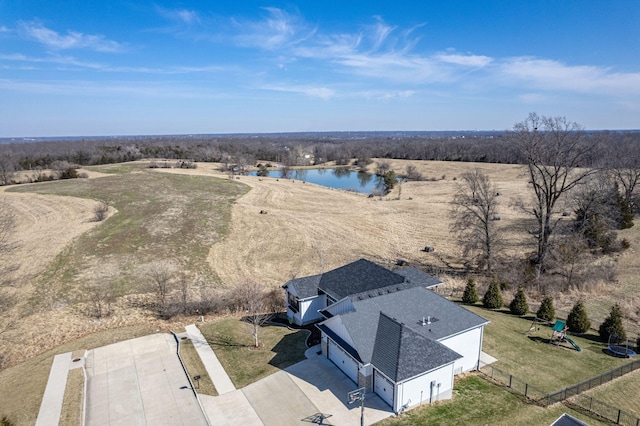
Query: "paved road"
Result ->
[[85, 333, 208, 426]]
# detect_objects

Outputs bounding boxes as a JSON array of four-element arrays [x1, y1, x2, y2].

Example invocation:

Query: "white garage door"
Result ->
[[328, 339, 358, 384], [374, 369, 394, 407]]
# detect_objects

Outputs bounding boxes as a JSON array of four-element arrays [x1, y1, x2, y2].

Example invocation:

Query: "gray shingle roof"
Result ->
[[283, 259, 443, 302], [283, 274, 322, 299], [318, 259, 405, 301], [371, 313, 461, 382], [339, 286, 489, 365]]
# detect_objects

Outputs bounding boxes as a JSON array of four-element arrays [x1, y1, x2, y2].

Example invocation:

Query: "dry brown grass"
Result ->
[[59, 366, 84, 426], [0, 159, 637, 373]]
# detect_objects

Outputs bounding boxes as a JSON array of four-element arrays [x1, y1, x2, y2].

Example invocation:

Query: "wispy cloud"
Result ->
[[232, 7, 315, 50], [261, 84, 335, 100], [500, 57, 640, 95], [0, 78, 227, 99], [0, 52, 231, 75], [0, 26, 10, 33], [156, 7, 201, 25], [18, 20, 125, 52]]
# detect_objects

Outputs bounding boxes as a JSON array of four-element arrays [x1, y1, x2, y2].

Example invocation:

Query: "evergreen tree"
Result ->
[[599, 304, 626, 342], [536, 296, 555, 322], [462, 278, 479, 304], [567, 300, 591, 333], [509, 287, 528, 316], [482, 280, 503, 309]]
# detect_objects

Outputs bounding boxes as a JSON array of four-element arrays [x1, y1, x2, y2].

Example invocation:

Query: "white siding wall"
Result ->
[[298, 294, 326, 324], [439, 326, 483, 374], [326, 298, 355, 316], [394, 363, 455, 413], [322, 316, 357, 349]]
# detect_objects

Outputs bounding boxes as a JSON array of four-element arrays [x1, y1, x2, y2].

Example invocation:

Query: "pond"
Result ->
[[248, 168, 384, 194]]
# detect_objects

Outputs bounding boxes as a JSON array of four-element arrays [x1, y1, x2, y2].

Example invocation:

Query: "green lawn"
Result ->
[[583, 367, 640, 417], [465, 304, 629, 392], [179, 339, 217, 396], [9, 167, 248, 305], [375, 375, 609, 426], [197, 318, 309, 388]]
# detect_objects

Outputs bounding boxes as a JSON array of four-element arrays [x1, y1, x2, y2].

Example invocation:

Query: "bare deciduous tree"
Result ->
[[237, 280, 272, 348], [93, 200, 110, 222], [85, 280, 118, 318], [149, 263, 176, 310], [514, 113, 599, 274], [450, 169, 503, 274]]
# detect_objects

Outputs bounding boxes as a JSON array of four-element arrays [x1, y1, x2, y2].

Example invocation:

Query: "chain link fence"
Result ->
[[479, 358, 640, 424]]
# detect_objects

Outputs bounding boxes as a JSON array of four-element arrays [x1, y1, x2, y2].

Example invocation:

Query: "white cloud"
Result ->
[[0, 26, 10, 33], [232, 7, 315, 50], [261, 84, 335, 99], [435, 52, 493, 67], [156, 7, 201, 25], [19, 21, 124, 52], [500, 57, 640, 95]]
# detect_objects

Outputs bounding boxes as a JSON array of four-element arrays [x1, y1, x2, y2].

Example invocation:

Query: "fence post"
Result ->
[[617, 409, 621, 424], [509, 375, 513, 388], [525, 383, 528, 398]]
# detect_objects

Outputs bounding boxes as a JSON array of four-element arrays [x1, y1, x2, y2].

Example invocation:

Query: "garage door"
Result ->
[[374, 369, 394, 407], [328, 339, 358, 384]]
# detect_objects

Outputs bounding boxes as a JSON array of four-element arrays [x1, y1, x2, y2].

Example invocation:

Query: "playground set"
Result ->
[[526, 318, 582, 352]]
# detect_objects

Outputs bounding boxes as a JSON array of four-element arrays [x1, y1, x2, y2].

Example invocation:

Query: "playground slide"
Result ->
[[565, 337, 582, 352]]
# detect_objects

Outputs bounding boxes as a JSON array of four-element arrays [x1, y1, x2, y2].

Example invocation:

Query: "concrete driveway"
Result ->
[[201, 355, 392, 426], [85, 334, 208, 426]]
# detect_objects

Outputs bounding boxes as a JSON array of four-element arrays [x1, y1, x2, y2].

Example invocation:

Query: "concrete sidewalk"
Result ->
[[185, 324, 236, 394], [35, 352, 72, 426]]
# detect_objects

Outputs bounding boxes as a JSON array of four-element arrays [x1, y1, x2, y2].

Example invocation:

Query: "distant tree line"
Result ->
[[2, 130, 639, 185]]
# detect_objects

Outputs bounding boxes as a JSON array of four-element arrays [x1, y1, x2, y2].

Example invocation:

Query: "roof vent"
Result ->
[[419, 316, 439, 326]]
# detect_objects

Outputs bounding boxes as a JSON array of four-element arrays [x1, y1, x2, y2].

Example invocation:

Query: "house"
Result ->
[[283, 259, 489, 413]]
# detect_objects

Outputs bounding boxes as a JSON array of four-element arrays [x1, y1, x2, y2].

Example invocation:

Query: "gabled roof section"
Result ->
[[318, 259, 405, 301], [371, 313, 461, 382], [283, 274, 322, 299], [394, 266, 443, 288]]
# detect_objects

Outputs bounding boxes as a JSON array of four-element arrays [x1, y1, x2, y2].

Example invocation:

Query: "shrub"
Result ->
[[60, 167, 79, 179], [536, 296, 555, 322], [567, 300, 590, 333], [509, 287, 528, 316], [1, 416, 16, 426], [482, 280, 503, 309], [462, 278, 479, 304], [599, 304, 626, 342]]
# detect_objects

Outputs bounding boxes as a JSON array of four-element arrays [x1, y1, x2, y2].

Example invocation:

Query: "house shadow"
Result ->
[[285, 356, 392, 413], [268, 330, 309, 369]]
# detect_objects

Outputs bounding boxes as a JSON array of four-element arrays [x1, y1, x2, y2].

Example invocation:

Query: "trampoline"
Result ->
[[607, 334, 637, 358], [607, 345, 637, 358]]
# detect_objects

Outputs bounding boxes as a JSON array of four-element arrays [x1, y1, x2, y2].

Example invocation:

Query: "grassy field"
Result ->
[[375, 375, 609, 426], [197, 318, 309, 388], [179, 339, 217, 396], [584, 367, 640, 417], [465, 304, 629, 392], [59, 366, 84, 426], [10, 164, 248, 296]]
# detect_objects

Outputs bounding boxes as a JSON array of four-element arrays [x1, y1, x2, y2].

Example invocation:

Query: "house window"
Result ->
[[288, 292, 299, 313]]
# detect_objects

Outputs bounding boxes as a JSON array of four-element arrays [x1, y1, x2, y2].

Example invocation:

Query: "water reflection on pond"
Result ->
[[249, 168, 383, 194]]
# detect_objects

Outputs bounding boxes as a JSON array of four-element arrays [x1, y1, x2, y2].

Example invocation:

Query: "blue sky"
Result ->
[[1, 1, 639, 137]]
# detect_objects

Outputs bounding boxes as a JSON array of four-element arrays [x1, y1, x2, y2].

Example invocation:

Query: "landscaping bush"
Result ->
[[462, 278, 479, 304], [536, 295, 555, 322], [509, 287, 528, 316], [599, 304, 626, 342], [567, 300, 591, 333], [482, 280, 503, 309]]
